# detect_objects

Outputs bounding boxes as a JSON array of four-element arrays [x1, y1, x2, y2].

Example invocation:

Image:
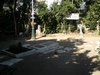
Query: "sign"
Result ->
[[66, 13, 79, 20]]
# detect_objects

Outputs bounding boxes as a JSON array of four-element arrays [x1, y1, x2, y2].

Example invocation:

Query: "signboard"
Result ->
[[66, 13, 79, 20]]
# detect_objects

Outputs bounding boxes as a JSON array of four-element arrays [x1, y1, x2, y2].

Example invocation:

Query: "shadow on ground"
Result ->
[[12, 37, 100, 75]]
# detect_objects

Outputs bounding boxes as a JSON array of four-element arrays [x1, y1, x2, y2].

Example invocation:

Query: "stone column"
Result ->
[[97, 21, 100, 34], [36, 25, 41, 36], [78, 24, 83, 37]]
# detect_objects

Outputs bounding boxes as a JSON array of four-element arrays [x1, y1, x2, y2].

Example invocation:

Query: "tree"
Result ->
[[4, 0, 18, 36], [0, 0, 32, 37], [50, 0, 78, 33], [37, 1, 48, 33], [84, 0, 100, 30]]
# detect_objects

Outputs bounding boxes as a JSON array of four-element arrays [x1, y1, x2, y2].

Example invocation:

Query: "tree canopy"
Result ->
[[0, 0, 100, 38]]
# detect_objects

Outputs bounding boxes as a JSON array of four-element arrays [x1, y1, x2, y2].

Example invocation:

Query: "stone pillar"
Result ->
[[36, 25, 41, 36], [97, 21, 100, 34], [78, 24, 83, 37]]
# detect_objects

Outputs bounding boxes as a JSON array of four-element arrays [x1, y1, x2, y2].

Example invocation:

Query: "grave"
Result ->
[[42, 41, 59, 52], [2, 47, 36, 58], [2, 41, 60, 57], [31, 41, 60, 54]]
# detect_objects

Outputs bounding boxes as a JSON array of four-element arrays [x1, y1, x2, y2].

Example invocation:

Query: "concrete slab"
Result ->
[[0, 58, 23, 66]]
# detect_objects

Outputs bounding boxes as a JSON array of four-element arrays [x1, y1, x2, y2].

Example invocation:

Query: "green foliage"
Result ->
[[98, 31, 100, 35], [89, 21, 97, 30], [1, 0, 100, 36], [84, 0, 100, 31], [0, 0, 32, 37], [49, 0, 79, 33], [38, 2, 48, 16], [56, 24, 62, 33], [70, 24, 77, 32], [37, 2, 48, 33]]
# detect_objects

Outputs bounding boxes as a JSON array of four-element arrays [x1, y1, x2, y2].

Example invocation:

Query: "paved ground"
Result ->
[[0, 33, 100, 75]]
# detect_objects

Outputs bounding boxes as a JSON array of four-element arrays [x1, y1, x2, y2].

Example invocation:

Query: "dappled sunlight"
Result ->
[[1, 0, 100, 74], [40, 46, 99, 75], [1, 34, 100, 75]]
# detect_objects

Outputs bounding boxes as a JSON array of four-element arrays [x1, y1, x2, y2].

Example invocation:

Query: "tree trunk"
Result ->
[[13, 0, 17, 36]]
